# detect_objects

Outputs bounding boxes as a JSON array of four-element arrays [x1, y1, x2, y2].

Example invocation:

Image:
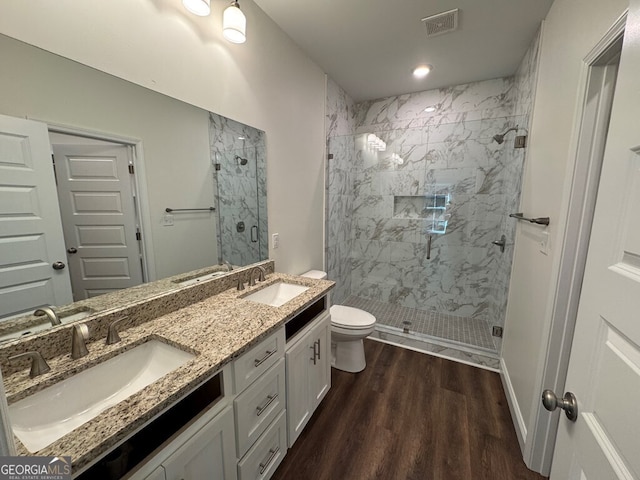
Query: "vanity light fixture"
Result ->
[[182, 0, 211, 16], [223, 1, 247, 44], [413, 64, 432, 78]]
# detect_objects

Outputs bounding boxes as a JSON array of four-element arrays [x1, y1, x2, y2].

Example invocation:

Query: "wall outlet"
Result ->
[[539, 231, 550, 255], [162, 214, 174, 226], [272, 233, 279, 249]]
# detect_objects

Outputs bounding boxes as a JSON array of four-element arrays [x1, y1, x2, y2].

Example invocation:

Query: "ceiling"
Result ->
[[253, 0, 555, 102]]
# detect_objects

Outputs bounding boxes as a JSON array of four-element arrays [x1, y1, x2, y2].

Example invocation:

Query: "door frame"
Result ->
[[42, 121, 157, 283], [523, 12, 627, 474]]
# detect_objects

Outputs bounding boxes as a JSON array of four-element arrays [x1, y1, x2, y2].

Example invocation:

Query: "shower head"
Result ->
[[492, 126, 519, 144], [234, 155, 248, 165]]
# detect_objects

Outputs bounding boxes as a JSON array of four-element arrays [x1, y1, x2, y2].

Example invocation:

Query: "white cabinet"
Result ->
[[237, 411, 287, 480], [163, 405, 237, 480], [233, 327, 287, 480], [285, 311, 331, 447], [234, 359, 286, 457], [134, 404, 237, 480]]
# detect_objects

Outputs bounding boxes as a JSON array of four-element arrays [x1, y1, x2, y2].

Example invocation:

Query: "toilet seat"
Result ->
[[330, 305, 376, 330]]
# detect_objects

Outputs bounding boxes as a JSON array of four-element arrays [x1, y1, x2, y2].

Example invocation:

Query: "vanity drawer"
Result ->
[[233, 328, 285, 394], [234, 358, 286, 458], [237, 411, 287, 480]]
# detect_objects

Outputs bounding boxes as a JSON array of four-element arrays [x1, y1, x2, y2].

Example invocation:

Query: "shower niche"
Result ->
[[393, 193, 451, 234]]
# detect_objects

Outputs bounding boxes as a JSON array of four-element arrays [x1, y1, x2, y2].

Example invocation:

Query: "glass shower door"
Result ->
[[215, 147, 261, 266]]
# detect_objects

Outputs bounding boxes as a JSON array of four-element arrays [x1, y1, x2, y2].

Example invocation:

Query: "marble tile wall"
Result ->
[[325, 78, 357, 305], [350, 77, 515, 322], [209, 113, 268, 267], [487, 27, 542, 350], [325, 30, 541, 349]]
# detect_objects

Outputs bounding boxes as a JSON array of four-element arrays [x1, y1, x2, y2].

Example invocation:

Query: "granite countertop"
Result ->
[[4, 273, 334, 472]]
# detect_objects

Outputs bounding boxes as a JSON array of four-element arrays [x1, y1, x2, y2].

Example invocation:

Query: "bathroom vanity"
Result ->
[[0, 261, 334, 479]]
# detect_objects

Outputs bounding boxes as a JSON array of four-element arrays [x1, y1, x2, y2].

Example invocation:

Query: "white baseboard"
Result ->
[[500, 357, 527, 452]]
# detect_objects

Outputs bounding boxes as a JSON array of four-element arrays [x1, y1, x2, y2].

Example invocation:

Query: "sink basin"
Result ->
[[176, 271, 227, 287], [9, 340, 194, 452], [243, 282, 309, 307]]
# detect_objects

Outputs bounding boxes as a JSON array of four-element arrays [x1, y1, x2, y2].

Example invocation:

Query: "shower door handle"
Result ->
[[251, 225, 258, 243]]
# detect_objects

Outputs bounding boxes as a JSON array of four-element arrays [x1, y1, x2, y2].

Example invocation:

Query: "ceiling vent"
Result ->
[[421, 8, 459, 38]]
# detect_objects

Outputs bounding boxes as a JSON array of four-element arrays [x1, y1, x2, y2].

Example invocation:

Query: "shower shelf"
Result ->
[[393, 194, 451, 235]]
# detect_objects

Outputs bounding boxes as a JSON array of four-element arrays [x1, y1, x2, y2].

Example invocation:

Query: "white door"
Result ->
[[550, 4, 640, 478], [52, 143, 143, 300], [0, 114, 72, 318]]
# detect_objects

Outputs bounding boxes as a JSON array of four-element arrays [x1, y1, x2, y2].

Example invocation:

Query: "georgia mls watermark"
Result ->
[[0, 457, 71, 480]]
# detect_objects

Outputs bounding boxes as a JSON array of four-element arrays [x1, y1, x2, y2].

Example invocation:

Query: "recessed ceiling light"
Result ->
[[413, 65, 432, 78], [424, 106, 437, 113]]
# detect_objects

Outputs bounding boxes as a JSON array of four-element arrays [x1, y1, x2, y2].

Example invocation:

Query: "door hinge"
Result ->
[[136, 231, 142, 241], [215, 163, 221, 171], [128, 164, 135, 174]]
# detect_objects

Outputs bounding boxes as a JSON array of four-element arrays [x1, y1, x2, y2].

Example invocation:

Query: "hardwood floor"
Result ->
[[272, 340, 547, 480]]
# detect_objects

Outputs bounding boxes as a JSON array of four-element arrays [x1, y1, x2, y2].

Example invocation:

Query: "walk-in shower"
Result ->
[[325, 36, 540, 367]]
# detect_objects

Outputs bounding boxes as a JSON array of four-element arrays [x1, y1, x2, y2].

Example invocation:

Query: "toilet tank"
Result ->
[[300, 270, 327, 280]]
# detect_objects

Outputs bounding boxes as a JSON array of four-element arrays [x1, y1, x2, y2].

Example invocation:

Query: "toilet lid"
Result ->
[[330, 305, 376, 328]]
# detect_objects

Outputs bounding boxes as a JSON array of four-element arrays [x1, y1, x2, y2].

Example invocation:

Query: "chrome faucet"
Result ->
[[106, 316, 128, 345], [34, 306, 61, 326], [248, 266, 267, 287], [9, 351, 51, 378], [71, 324, 89, 359]]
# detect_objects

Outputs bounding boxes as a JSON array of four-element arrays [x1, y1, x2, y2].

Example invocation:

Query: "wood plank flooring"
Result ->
[[272, 340, 547, 480]]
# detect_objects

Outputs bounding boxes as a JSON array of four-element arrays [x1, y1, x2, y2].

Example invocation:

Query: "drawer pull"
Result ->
[[259, 446, 280, 474], [310, 344, 317, 365], [254, 349, 276, 367], [316, 338, 321, 360], [256, 393, 278, 416]]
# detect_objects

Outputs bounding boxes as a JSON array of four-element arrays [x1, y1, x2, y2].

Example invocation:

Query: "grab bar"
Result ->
[[165, 207, 215, 213], [509, 213, 549, 226]]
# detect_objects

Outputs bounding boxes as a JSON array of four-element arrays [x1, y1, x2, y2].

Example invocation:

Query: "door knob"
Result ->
[[52, 261, 66, 270], [542, 389, 578, 421], [67, 247, 78, 254]]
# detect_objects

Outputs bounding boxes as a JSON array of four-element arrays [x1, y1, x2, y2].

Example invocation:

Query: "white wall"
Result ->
[[0, 0, 327, 275], [0, 35, 217, 279], [501, 0, 627, 451]]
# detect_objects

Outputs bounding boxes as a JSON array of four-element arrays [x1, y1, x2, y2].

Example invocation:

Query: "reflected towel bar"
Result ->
[[509, 213, 549, 226], [165, 207, 215, 213]]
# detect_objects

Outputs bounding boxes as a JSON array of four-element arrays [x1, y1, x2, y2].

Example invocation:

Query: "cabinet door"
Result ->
[[285, 334, 313, 447], [309, 314, 331, 411], [163, 405, 237, 480]]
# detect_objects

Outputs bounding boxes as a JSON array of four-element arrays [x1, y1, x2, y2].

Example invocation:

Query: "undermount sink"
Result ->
[[176, 271, 227, 287], [243, 282, 309, 307], [9, 339, 194, 452]]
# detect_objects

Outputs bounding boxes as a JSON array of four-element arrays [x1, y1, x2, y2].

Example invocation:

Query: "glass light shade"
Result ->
[[182, 0, 211, 16], [223, 3, 247, 44]]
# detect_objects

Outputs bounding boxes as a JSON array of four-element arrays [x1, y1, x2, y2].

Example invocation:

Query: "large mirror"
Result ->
[[0, 33, 268, 339]]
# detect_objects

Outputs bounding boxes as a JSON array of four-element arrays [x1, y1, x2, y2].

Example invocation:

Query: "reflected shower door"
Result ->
[[215, 147, 261, 266]]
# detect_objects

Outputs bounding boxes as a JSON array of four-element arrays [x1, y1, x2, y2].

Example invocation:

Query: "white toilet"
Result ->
[[301, 270, 377, 373]]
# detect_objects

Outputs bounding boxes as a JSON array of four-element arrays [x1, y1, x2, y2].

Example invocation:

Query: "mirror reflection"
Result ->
[[0, 33, 268, 338]]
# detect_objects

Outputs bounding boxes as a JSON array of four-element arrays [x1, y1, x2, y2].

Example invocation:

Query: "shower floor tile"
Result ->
[[343, 295, 497, 352]]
